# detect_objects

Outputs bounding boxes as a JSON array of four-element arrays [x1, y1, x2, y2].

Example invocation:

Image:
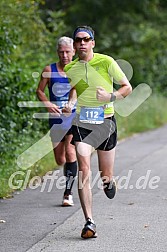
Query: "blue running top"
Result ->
[[48, 63, 71, 109], [48, 63, 76, 131]]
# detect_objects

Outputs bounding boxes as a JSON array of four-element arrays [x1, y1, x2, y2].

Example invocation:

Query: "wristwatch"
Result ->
[[110, 93, 116, 102]]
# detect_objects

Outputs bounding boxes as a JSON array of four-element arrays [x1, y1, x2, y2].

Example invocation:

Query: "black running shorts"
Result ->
[[72, 115, 117, 151], [49, 126, 73, 143]]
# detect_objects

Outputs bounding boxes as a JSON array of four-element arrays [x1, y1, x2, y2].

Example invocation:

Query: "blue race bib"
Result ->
[[79, 107, 104, 124]]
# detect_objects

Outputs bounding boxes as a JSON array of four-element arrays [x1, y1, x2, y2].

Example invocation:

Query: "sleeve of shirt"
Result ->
[[108, 57, 126, 83], [64, 64, 69, 73], [64, 64, 73, 87]]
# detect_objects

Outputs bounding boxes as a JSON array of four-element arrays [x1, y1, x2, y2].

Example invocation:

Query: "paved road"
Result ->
[[0, 124, 167, 252]]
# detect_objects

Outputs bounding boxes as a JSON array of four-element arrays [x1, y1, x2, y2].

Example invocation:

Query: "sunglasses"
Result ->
[[74, 36, 93, 43]]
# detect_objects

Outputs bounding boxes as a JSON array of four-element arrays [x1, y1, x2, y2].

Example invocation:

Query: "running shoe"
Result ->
[[103, 178, 117, 199], [81, 218, 97, 239], [62, 194, 74, 206]]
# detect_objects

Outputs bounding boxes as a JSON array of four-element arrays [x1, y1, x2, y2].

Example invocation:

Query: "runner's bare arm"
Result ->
[[62, 87, 77, 114], [113, 76, 132, 99], [36, 65, 61, 114], [97, 76, 132, 102]]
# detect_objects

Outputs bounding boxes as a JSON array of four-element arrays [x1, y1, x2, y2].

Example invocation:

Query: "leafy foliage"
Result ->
[[61, 0, 167, 94], [0, 0, 65, 196]]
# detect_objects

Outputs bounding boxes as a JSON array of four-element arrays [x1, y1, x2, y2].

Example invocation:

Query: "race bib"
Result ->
[[79, 106, 104, 124], [56, 100, 68, 109]]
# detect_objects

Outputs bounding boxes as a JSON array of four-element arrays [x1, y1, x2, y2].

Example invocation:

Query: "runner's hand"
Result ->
[[62, 103, 72, 117], [96, 87, 111, 102], [46, 102, 61, 115]]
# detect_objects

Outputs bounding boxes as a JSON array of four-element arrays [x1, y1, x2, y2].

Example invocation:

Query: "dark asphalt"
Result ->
[[0, 124, 167, 252]]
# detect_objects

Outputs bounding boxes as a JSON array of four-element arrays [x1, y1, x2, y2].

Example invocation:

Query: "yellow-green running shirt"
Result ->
[[64, 53, 125, 115]]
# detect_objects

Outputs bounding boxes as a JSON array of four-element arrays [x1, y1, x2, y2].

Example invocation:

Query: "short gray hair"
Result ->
[[57, 36, 73, 50]]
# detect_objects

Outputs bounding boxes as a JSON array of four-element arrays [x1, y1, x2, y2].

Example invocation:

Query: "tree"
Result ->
[[56, 0, 167, 93], [0, 0, 66, 180]]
